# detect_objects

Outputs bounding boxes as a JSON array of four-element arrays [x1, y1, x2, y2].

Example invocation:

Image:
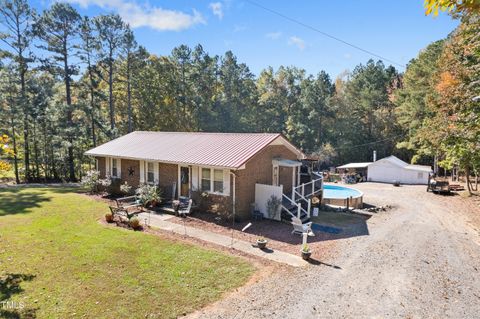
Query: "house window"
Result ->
[[147, 162, 155, 183], [418, 172, 423, 179], [201, 167, 225, 194], [112, 158, 118, 177], [201, 168, 211, 192], [213, 169, 223, 193]]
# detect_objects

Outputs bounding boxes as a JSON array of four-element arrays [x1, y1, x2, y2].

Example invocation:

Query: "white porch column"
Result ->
[[291, 167, 295, 200], [297, 165, 300, 186]]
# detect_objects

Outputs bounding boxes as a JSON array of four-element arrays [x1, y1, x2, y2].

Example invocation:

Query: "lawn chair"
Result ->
[[291, 217, 314, 236], [178, 199, 193, 218]]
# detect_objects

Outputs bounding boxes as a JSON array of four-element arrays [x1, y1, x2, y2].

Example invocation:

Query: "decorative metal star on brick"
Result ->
[[128, 167, 135, 176]]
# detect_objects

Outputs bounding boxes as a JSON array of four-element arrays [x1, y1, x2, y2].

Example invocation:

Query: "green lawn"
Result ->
[[0, 187, 254, 319]]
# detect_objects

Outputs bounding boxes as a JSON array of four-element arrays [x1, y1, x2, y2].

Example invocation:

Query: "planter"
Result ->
[[256, 239, 268, 249], [301, 250, 312, 260], [105, 213, 114, 223]]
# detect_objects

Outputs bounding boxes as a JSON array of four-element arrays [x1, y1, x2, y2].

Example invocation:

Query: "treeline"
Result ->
[[0, 1, 478, 186], [395, 13, 480, 191]]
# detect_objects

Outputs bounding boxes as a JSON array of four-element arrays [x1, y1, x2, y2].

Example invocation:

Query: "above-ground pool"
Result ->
[[322, 184, 364, 209]]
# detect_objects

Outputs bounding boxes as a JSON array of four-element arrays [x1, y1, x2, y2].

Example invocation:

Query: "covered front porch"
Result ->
[[255, 158, 323, 223]]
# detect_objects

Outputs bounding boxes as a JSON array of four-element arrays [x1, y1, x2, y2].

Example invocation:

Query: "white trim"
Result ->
[[117, 158, 121, 177], [144, 161, 158, 184], [178, 165, 192, 197], [139, 160, 145, 183], [105, 157, 110, 177], [199, 166, 230, 196], [191, 166, 199, 190]]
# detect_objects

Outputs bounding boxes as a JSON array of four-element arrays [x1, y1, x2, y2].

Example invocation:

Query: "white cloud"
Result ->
[[265, 31, 282, 40], [288, 36, 306, 51], [209, 2, 224, 19], [68, 0, 206, 31]]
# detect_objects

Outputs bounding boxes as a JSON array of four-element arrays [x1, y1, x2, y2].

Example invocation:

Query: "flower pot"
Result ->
[[105, 213, 114, 223], [301, 250, 312, 260], [256, 239, 267, 249]]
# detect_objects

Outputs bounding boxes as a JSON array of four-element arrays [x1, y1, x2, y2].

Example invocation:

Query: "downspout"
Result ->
[[230, 170, 236, 247], [229, 171, 236, 220]]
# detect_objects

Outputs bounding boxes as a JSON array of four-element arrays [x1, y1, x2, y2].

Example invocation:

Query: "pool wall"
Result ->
[[322, 196, 363, 209], [321, 184, 364, 209]]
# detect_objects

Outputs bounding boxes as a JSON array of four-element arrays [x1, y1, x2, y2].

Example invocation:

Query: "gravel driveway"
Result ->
[[189, 183, 480, 319]]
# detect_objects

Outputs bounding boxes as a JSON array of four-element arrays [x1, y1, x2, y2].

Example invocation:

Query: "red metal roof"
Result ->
[[85, 131, 303, 169]]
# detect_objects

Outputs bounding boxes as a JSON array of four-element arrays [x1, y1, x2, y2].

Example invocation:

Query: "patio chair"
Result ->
[[178, 199, 193, 218], [291, 217, 315, 236], [250, 203, 263, 220]]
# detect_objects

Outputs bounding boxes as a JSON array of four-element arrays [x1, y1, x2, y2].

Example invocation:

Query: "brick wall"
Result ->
[[159, 163, 178, 200], [96, 157, 106, 178], [120, 159, 140, 187], [234, 145, 298, 219]]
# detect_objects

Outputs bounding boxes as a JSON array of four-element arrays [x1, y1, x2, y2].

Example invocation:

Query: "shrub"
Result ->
[[107, 178, 123, 196], [129, 217, 141, 230], [105, 212, 114, 223], [81, 170, 100, 194], [120, 181, 132, 194], [266, 195, 281, 220], [135, 184, 162, 207]]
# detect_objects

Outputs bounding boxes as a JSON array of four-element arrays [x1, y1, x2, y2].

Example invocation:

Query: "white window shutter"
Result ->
[[139, 160, 145, 183], [223, 169, 230, 196], [191, 166, 199, 190], [105, 157, 110, 177], [117, 158, 121, 177], [154, 162, 159, 183]]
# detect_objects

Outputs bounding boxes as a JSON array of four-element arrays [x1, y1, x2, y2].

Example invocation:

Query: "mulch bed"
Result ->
[[169, 211, 341, 259], [88, 192, 339, 261]]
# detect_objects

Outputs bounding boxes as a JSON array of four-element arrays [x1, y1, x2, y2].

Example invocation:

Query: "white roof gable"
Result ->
[[381, 155, 408, 168]]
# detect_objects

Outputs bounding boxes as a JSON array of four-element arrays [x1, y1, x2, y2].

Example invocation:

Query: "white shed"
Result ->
[[367, 155, 432, 185]]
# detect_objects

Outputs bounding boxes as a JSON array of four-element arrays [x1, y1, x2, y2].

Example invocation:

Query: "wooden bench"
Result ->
[[110, 195, 143, 220]]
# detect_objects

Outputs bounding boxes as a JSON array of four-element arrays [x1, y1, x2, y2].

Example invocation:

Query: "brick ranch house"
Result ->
[[85, 131, 321, 220]]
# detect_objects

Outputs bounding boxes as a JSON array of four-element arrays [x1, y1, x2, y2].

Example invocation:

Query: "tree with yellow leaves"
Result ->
[[424, 0, 480, 16], [0, 134, 14, 173]]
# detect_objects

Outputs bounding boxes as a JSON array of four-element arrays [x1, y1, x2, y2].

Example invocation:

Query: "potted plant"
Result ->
[[105, 212, 114, 223], [129, 217, 141, 230], [301, 244, 312, 260], [136, 184, 162, 208], [256, 237, 268, 249]]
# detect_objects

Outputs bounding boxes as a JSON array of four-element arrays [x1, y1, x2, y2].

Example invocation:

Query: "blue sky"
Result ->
[[32, 0, 458, 78]]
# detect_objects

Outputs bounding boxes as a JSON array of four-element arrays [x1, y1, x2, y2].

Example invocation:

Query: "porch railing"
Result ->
[[292, 174, 323, 218], [281, 193, 309, 220]]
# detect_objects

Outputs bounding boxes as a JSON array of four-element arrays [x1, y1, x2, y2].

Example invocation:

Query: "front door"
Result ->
[[180, 166, 190, 197], [272, 164, 279, 186]]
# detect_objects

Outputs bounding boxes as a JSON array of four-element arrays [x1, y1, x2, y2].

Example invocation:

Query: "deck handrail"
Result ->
[[292, 175, 323, 217], [281, 194, 308, 219]]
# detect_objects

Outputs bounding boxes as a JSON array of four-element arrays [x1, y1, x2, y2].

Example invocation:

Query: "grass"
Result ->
[[0, 187, 254, 319]]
